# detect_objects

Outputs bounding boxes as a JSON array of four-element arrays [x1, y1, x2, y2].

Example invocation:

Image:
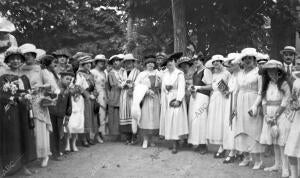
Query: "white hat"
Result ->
[[235, 48, 258, 63], [262, 59, 284, 71], [94, 54, 107, 62], [205, 54, 224, 68], [78, 55, 94, 64], [122, 53, 137, 62], [256, 52, 270, 64], [0, 18, 15, 33], [35, 49, 46, 61], [280, 46, 296, 55], [223, 53, 239, 67], [108, 54, 124, 63], [19, 43, 37, 55]]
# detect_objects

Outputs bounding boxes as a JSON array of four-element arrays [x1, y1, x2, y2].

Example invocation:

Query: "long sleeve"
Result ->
[[108, 72, 121, 88], [253, 74, 262, 107], [280, 81, 291, 107], [65, 93, 73, 117], [176, 72, 186, 101]]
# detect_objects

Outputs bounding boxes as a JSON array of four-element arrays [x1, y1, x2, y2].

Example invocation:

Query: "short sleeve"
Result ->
[[202, 69, 212, 85]]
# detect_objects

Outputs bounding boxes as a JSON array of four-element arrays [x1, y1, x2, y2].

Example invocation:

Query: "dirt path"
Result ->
[[13, 142, 280, 178]]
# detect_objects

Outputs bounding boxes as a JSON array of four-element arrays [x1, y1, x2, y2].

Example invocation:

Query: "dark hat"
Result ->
[[4, 47, 26, 64], [60, 69, 75, 77], [177, 56, 192, 67], [161, 52, 183, 67], [144, 55, 157, 65], [52, 49, 71, 58]]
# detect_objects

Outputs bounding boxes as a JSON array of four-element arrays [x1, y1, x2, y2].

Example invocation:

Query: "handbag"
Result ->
[[169, 99, 182, 108]]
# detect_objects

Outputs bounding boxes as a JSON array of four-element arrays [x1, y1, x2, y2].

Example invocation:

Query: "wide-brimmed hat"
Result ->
[[52, 49, 71, 58], [256, 52, 270, 64], [0, 18, 15, 33], [4, 47, 26, 63], [280, 46, 297, 55], [261, 59, 285, 72], [144, 55, 157, 65], [19, 43, 37, 56], [223, 53, 239, 67], [205, 54, 224, 68], [108, 54, 124, 64], [156, 52, 167, 59], [122, 53, 137, 63], [161, 52, 183, 67], [60, 69, 75, 77], [35, 49, 46, 62], [177, 56, 192, 67], [94, 54, 107, 63], [78, 55, 94, 65]]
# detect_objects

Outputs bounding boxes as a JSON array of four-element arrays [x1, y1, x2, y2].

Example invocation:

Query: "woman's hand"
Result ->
[[248, 105, 258, 117], [172, 100, 181, 107]]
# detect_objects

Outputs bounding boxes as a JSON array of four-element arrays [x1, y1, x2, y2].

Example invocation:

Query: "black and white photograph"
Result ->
[[0, 0, 300, 177]]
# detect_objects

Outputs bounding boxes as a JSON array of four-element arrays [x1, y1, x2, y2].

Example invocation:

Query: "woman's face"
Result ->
[[96, 61, 105, 70], [124, 60, 134, 70], [212, 60, 222, 69], [57, 56, 67, 64], [83, 62, 91, 70], [194, 59, 203, 68], [242, 56, 256, 68], [166, 60, 175, 70], [146, 62, 155, 71], [7, 55, 23, 70], [24, 52, 36, 65], [267, 68, 281, 82]]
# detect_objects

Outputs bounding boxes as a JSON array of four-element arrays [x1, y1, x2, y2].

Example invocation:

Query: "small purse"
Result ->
[[169, 99, 182, 108]]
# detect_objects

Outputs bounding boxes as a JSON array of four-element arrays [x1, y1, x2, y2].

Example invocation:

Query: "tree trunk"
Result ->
[[171, 0, 187, 54], [126, 0, 136, 53]]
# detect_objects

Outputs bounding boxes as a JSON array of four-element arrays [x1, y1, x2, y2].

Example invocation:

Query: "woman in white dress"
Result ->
[[222, 53, 240, 163], [285, 70, 300, 178], [134, 56, 161, 149], [159, 52, 189, 154], [259, 60, 292, 177], [235, 48, 265, 170], [206, 55, 231, 158], [187, 55, 212, 154]]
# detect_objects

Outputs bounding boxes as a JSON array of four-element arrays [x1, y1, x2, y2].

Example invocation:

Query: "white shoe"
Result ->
[[281, 169, 289, 178], [264, 165, 279, 172], [239, 158, 250, 167], [142, 140, 148, 149], [41, 156, 49, 167], [252, 161, 263, 170], [73, 145, 79, 152]]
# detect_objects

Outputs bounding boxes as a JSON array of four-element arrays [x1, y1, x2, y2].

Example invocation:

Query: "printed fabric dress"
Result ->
[[119, 68, 140, 133], [285, 78, 300, 158], [206, 69, 231, 145], [0, 71, 36, 176], [235, 67, 265, 153], [188, 68, 212, 145], [260, 81, 292, 146], [159, 68, 189, 140], [223, 72, 239, 150], [135, 70, 161, 136]]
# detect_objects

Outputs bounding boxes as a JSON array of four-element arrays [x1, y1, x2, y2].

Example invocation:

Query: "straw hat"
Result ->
[[108, 54, 124, 64], [261, 59, 285, 72], [4, 47, 25, 63], [177, 56, 192, 66], [19, 43, 37, 56], [78, 55, 94, 65], [156, 52, 167, 59], [205, 54, 224, 68], [161, 52, 183, 67], [280, 46, 296, 55], [122, 53, 137, 63], [94, 54, 107, 63], [223, 53, 239, 67], [0, 18, 15, 33]]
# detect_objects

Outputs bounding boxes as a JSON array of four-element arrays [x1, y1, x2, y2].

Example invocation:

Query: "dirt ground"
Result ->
[[12, 141, 281, 178]]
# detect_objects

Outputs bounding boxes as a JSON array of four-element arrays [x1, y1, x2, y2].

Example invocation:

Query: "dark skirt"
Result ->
[[107, 106, 120, 135], [0, 101, 36, 176], [83, 98, 98, 133], [119, 124, 132, 134]]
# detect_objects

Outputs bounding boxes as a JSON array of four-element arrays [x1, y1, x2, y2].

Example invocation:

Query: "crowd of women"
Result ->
[[0, 18, 300, 178]]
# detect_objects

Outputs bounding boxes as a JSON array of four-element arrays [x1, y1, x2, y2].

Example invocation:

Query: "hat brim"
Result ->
[[161, 52, 183, 67], [80, 59, 94, 64], [177, 60, 193, 67], [280, 49, 297, 55], [4, 53, 26, 64], [223, 59, 235, 67]]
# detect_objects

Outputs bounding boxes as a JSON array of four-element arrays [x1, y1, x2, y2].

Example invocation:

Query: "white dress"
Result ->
[[206, 69, 230, 145], [67, 96, 85, 133], [223, 72, 238, 150], [285, 78, 300, 158], [91, 69, 108, 134], [235, 68, 265, 153], [188, 69, 212, 145], [260, 81, 292, 146], [159, 68, 189, 140]]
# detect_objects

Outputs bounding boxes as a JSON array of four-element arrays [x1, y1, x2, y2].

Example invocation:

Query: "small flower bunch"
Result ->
[[69, 84, 83, 100], [2, 81, 18, 95]]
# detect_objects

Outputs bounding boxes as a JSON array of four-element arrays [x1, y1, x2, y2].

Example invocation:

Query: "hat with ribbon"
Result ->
[[280, 46, 296, 55], [94, 54, 107, 62], [235, 48, 258, 63], [0, 18, 16, 33], [177, 56, 192, 67], [4, 47, 25, 63], [205, 54, 224, 68], [122, 53, 137, 63], [78, 55, 94, 65], [19, 43, 37, 56], [261, 59, 285, 72]]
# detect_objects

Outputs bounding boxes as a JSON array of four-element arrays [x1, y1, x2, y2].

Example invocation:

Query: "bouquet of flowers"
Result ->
[[69, 84, 83, 101]]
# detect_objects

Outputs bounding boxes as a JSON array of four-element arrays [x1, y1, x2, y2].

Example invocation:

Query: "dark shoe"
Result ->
[[88, 140, 95, 145], [223, 156, 235, 164], [52, 156, 63, 161], [235, 154, 244, 162], [82, 141, 89, 147], [214, 150, 226, 158], [199, 146, 208, 155], [172, 148, 178, 154], [130, 134, 138, 145]]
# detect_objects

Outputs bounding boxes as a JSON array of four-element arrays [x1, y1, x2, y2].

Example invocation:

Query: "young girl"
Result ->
[[284, 68, 300, 178], [206, 55, 231, 158], [260, 60, 291, 177]]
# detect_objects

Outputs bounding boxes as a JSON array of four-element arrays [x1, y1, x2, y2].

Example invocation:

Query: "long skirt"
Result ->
[[68, 96, 84, 134], [159, 90, 189, 140], [83, 98, 98, 134], [223, 94, 236, 150], [260, 105, 291, 146], [140, 94, 160, 136], [206, 91, 227, 145], [108, 106, 120, 135], [285, 111, 300, 158], [188, 93, 209, 145]]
